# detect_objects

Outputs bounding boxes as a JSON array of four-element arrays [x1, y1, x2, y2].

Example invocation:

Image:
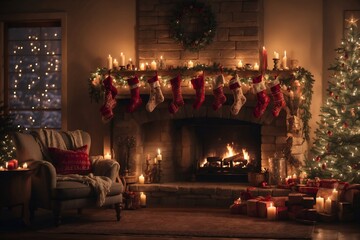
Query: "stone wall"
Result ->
[[137, 0, 263, 68]]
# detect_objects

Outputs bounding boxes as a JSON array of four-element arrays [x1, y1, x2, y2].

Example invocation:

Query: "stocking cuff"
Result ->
[[170, 76, 181, 86], [147, 74, 158, 84], [127, 76, 139, 86], [229, 76, 241, 90], [253, 81, 267, 93], [269, 78, 280, 87], [213, 74, 225, 88], [149, 80, 161, 88]]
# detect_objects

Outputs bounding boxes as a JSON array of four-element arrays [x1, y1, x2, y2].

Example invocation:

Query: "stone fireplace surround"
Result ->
[[111, 86, 306, 183]]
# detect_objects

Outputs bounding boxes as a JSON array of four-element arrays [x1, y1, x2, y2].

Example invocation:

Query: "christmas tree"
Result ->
[[304, 18, 360, 183], [0, 101, 20, 165]]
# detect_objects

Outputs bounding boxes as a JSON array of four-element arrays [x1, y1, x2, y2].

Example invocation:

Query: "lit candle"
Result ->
[[282, 50, 288, 69], [253, 62, 259, 70], [157, 148, 162, 161], [325, 197, 332, 214], [113, 58, 119, 68], [267, 202, 276, 220], [331, 188, 338, 201], [274, 51, 279, 59], [5, 162, 8, 169], [292, 173, 297, 179], [107, 54, 113, 69], [316, 196, 324, 212], [151, 60, 157, 70], [23, 162, 28, 169], [104, 152, 111, 159], [262, 46, 267, 71], [234, 197, 242, 204], [139, 174, 145, 184], [140, 192, 147, 207], [159, 55, 165, 69], [140, 63, 145, 71], [120, 52, 125, 66], [188, 60, 194, 68], [0, 166, 4, 171], [154, 157, 157, 164], [237, 60, 243, 68]]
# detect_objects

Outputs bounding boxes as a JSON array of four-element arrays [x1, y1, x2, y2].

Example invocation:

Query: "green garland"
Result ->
[[169, 0, 217, 51], [88, 64, 314, 141]]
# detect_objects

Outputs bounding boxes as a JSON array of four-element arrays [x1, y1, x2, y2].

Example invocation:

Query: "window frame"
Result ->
[[0, 12, 67, 130]]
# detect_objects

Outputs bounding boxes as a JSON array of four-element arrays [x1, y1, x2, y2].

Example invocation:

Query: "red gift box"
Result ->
[[320, 179, 339, 189], [258, 200, 273, 218]]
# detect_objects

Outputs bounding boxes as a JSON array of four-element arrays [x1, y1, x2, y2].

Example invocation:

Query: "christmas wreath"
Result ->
[[169, 0, 217, 52]]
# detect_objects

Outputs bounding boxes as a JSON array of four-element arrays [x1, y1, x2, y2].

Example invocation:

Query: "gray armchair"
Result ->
[[13, 129, 123, 225]]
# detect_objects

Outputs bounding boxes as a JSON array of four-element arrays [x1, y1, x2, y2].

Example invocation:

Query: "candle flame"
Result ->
[[158, 148, 161, 155]]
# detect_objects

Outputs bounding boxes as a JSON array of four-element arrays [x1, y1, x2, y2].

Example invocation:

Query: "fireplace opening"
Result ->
[[140, 118, 261, 183]]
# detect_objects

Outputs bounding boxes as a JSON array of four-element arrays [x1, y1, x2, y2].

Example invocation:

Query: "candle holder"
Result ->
[[120, 66, 126, 70], [156, 160, 162, 183], [245, 63, 252, 70], [273, 58, 280, 70]]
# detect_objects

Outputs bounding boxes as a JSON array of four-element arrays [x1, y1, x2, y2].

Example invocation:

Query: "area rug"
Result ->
[[40, 207, 314, 239]]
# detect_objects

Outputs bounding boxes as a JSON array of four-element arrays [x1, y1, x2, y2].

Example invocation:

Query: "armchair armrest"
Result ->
[[27, 160, 57, 209], [91, 158, 120, 182]]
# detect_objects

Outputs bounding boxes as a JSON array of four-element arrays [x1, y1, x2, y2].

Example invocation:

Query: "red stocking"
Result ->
[[253, 75, 270, 118], [146, 73, 164, 112], [212, 74, 227, 111], [127, 76, 142, 113], [100, 75, 117, 122], [169, 75, 184, 114], [270, 77, 286, 117], [191, 74, 205, 110]]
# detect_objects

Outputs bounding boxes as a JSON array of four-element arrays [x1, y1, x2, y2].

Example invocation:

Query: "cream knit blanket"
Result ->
[[57, 173, 112, 206]]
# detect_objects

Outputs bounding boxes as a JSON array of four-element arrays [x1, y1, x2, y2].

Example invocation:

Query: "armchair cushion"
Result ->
[[49, 146, 91, 175]]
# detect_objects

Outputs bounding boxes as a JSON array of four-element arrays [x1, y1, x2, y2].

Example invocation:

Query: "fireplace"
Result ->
[[111, 94, 299, 183]]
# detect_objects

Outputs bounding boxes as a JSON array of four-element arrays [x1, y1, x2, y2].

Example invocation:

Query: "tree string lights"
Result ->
[[303, 18, 360, 183]]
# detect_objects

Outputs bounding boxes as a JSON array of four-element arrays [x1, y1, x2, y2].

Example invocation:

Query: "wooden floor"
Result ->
[[1, 207, 359, 240]]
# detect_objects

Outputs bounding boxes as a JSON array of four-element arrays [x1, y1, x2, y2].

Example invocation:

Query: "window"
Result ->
[[5, 21, 62, 129]]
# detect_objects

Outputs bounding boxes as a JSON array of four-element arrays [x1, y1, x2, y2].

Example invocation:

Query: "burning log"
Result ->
[[223, 153, 244, 163]]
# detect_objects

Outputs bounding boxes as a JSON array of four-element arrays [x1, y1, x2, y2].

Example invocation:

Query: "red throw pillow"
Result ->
[[48, 145, 91, 175]]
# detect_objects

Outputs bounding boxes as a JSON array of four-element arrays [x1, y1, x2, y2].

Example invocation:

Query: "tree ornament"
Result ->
[[212, 74, 227, 111], [269, 77, 286, 117], [229, 74, 246, 115], [316, 156, 321, 162], [327, 130, 333, 136], [191, 73, 205, 109], [252, 74, 270, 118], [322, 163, 327, 170], [343, 122, 349, 128], [168, 75, 184, 114], [100, 75, 117, 122], [329, 91, 334, 97], [169, 0, 217, 51], [126, 76, 142, 113], [146, 73, 164, 112]]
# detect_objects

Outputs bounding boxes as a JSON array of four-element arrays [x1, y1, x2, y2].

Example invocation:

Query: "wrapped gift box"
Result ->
[[247, 199, 259, 217], [230, 202, 247, 215], [271, 196, 288, 207], [302, 196, 315, 209], [288, 193, 307, 205], [319, 179, 339, 188], [258, 200, 273, 218], [298, 186, 319, 197]]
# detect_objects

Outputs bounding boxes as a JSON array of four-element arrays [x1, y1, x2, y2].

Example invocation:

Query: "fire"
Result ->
[[222, 143, 238, 159], [242, 149, 249, 160]]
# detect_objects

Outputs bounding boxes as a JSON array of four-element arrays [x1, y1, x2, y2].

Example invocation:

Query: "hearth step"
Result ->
[[128, 182, 291, 208]]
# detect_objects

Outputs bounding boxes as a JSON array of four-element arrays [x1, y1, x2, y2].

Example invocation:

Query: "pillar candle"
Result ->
[[157, 148, 162, 161], [253, 62, 259, 71], [267, 202, 276, 220], [188, 60, 194, 68], [140, 63, 145, 71], [107, 54, 113, 69], [139, 174, 145, 184], [140, 192, 147, 207], [262, 46, 267, 71], [113, 59, 119, 68], [22, 162, 28, 169], [282, 50, 288, 69], [325, 197, 332, 214], [151, 60, 157, 70], [120, 52, 125, 66], [331, 188, 338, 201], [274, 51, 279, 59], [237, 60, 243, 68], [0, 166, 4, 171], [316, 196, 324, 212]]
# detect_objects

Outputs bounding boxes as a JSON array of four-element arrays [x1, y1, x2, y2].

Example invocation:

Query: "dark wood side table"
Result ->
[[0, 169, 31, 225]]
